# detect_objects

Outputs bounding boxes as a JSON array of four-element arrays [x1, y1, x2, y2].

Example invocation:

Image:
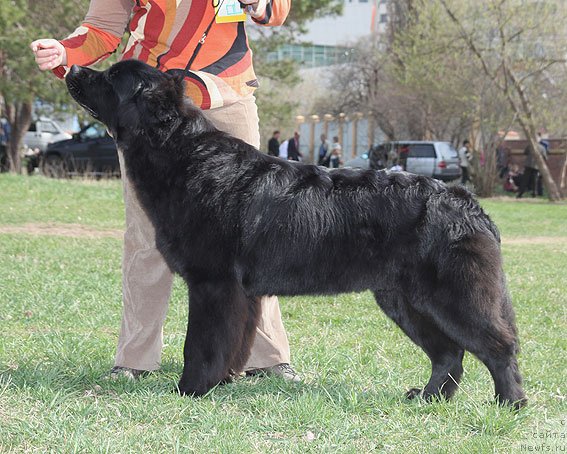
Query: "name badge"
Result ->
[[215, 0, 246, 23]]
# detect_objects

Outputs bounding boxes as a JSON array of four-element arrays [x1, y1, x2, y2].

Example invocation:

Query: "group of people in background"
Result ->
[[268, 131, 343, 168], [269, 131, 550, 197], [268, 130, 302, 161], [317, 134, 343, 168]]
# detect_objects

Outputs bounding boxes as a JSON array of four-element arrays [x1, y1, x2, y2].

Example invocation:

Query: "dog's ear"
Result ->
[[136, 72, 185, 127], [113, 71, 144, 104]]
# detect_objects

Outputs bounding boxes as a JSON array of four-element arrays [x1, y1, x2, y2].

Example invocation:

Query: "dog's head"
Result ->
[[66, 60, 185, 140]]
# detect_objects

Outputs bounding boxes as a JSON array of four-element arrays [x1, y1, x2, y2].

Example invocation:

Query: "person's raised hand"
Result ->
[[30, 39, 67, 71]]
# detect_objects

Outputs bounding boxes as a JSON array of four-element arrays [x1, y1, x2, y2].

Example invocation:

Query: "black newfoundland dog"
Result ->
[[66, 60, 526, 408]]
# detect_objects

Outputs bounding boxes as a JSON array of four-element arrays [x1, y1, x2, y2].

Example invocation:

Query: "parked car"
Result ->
[[369, 141, 461, 181], [41, 123, 120, 178], [23, 118, 72, 152]]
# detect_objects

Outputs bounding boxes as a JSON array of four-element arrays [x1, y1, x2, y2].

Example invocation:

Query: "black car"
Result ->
[[41, 123, 120, 177]]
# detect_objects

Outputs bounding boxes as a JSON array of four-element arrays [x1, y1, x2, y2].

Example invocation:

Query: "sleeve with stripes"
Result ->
[[249, 0, 291, 26], [52, 0, 133, 78]]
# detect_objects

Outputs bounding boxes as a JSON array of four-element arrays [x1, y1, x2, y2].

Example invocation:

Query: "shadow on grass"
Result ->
[[1, 358, 407, 408]]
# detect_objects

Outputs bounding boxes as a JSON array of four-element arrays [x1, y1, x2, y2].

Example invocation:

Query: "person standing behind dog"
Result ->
[[268, 130, 280, 157], [287, 131, 302, 161], [30, 0, 300, 382], [458, 140, 472, 185]]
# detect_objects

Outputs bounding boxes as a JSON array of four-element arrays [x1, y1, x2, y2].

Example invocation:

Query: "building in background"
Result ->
[[270, 1, 392, 161], [267, 0, 390, 69]]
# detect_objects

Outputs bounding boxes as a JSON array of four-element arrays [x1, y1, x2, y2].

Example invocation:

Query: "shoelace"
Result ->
[[275, 364, 297, 376]]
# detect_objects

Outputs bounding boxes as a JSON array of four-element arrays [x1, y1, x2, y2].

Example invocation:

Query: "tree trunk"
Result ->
[[469, 111, 498, 197], [5, 101, 33, 174], [505, 69, 563, 201], [519, 122, 562, 201]]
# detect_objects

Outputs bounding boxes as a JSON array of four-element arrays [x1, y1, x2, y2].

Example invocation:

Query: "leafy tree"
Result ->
[[320, 0, 567, 199], [0, 0, 88, 173], [390, 0, 517, 196], [1, 0, 341, 171], [435, 0, 567, 201]]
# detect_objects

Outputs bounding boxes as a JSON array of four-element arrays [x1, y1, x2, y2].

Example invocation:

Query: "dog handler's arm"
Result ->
[[243, 0, 291, 26], [34, 0, 132, 79]]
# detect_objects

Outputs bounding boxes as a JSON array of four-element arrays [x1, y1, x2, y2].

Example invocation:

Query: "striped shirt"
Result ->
[[54, 0, 290, 109]]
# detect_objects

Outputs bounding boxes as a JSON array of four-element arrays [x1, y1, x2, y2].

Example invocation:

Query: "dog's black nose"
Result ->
[[69, 64, 81, 76]]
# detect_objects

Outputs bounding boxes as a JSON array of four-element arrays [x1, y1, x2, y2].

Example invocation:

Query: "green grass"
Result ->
[[482, 199, 567, 238], [0, 174, 124, 229], [0, 174, 566, 453]]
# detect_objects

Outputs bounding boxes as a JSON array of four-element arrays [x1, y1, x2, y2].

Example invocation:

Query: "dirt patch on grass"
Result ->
[[0, 223, 122, 239]]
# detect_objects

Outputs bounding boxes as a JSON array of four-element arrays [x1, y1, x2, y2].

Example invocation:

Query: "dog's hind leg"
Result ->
[[447, 291, 525, 409], [427, 235, 526, 408], [428, 289, 526, 408], [374, 290, 465, 402], [177, 278, 260, 396]]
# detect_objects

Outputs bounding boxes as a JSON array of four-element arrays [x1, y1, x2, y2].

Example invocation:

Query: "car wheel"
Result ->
[[42, 154, 67, 178]]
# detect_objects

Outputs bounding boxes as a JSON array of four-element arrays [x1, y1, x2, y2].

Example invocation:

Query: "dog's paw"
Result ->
[[176, 381, 207, 397], [405, 388, 422, 400]]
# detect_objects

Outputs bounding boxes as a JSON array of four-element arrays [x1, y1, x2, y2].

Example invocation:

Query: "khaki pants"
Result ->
[[114, 95, 290, 371]]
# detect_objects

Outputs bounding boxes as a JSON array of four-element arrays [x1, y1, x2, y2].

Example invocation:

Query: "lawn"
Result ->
[[0, 174, 566, 453]]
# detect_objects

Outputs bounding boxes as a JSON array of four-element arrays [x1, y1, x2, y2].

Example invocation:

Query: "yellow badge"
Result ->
[[215, 0, 246, 23]]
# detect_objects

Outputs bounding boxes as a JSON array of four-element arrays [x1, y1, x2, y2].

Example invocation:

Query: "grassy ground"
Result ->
[[0, 174, 565, 453]]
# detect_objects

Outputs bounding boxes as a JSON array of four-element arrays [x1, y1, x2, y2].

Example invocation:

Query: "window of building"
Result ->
[[266, 44, 352, 68]]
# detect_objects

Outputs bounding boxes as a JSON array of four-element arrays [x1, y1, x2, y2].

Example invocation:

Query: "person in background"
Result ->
[[536, 132, 549, 196], [503, 163, 521, 193], [398, 144, 409, 171], [517, 142, 546, 199], [496, 144, 510, 179], [287, 131, 302, 161], [268, 130, 280, 157], [318, 133, 330, 166], [30, 0, 300, 383], [278, 138, 289, 160], [0, 117, 10, 172], [458, 140, 472, 185], [330, 136, 342, 169]]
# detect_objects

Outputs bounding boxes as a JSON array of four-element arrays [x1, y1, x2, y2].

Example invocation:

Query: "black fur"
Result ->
[[66, 60, 526, 408]]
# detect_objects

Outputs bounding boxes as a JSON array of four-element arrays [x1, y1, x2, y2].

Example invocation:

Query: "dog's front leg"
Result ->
[[177, 278, 260, 396]]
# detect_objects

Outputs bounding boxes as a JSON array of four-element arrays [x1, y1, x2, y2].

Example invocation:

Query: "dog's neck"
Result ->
[[154, 116, 183, 147]]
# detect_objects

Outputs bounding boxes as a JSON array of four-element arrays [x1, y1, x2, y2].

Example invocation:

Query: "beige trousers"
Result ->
[[114, 95, 290, 371]]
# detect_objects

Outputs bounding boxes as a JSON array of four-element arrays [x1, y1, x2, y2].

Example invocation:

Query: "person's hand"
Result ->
[[30, 39, 67, 71]]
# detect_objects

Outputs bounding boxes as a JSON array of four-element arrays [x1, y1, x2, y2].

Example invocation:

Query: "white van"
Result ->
[[369, 141, 461, 182], [23, 118, 72, 152]]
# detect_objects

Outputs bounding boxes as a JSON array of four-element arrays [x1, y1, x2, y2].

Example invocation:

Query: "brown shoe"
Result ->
[[246, 363, 301, 382], [107, 366, 150, 380]]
